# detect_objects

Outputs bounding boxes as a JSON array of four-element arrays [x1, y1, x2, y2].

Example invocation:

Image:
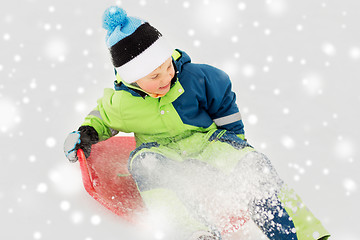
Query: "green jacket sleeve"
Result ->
[[82, 88, 124, 141]]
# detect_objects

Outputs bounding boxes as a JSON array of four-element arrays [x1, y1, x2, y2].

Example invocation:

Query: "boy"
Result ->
[[64, 6, 330, 240]]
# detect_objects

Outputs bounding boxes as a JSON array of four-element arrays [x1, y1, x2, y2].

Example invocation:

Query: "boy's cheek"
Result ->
[[144, 82, 159, 93]]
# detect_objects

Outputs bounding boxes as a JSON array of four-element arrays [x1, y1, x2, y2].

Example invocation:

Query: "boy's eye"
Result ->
[[151, 74, 159, 79]]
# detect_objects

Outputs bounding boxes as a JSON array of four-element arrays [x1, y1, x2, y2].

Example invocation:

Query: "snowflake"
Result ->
[[238, 2, 247, 11], [45, 137, 57, 148], [322, 42, 336, 56], [36, 183, 48, 193], [60, 201, 71, 211], [90, 215, 102, 225]]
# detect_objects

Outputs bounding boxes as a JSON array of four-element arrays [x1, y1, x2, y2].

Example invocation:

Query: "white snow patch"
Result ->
[[349, 47, 360, 59], [247, 114, 258, 125], [49, 163, 82, 195], [302, 73, 323, 95], [187, 29, 195, 36], [238, 2, 247, 11], [3, 33, 11, 41], [305, 160, 312, 166], [71, 211, 84, 224], [263, 66, 270, 72], [287, 56, 294, 62], [221, 61, 239, 76], [85, 28, 93, 36], [296, 24, 304, 31], [281, 136, 295, 149], [264, 28, 271, 35], [231, 35, 239, 43], [14, 54, 22, 62], [77, 87, 85, 94], [44, 23, 51, 31], [90, 215, 102, 225], [259, 142, 267, 149], [0, 98, 21, 133], [48, 6, 55, 13], [22, 97, 30, 104], [33, 231, 42, 239], [154, 230, 165, 239], [60, 201, 71, 211], [335, 139, 354, 159], [321, 42, 336, 56], [242, 64, 256, 77], [75, 101, 88, 114], [36, 183, 48, 193], [49, 84, 57, 92], [44, 38, 68, 62], [283, 108, 290, 115], [196, 2, 236, 29], [30, 79, 37, 89], [334, 233, 358, 240], [45, 137, 57, 148], [265, 0, 288, 16], [193, 40, 201, 47], [343, 178, 357, 195]]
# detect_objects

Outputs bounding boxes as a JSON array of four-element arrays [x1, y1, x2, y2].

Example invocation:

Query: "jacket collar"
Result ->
[[172, 49, 191, 75]]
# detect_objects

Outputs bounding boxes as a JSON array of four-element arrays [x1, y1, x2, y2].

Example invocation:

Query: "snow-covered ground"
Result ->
[[0, 0, 359, 239]]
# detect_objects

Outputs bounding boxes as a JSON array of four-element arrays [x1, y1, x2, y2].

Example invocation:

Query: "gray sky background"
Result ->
[[0, 0, 359, 239]]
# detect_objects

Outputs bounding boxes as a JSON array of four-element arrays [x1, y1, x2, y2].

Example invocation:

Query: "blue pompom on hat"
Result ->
[[102, 6, 173, 83], [102, 6, 142, 48], [102, 7, 127, 33]]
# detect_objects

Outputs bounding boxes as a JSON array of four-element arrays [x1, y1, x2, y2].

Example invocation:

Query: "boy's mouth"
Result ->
[[159, 82, 170, 89]]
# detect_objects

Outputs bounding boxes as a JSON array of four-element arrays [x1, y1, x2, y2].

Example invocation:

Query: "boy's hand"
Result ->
[[63, 126, 99, 162]]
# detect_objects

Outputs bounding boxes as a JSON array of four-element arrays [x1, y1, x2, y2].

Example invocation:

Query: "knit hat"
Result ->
[[102, 6, 173, 83]]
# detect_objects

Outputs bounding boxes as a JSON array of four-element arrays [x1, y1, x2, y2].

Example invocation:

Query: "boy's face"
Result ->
[[135, 57, 175, 96]]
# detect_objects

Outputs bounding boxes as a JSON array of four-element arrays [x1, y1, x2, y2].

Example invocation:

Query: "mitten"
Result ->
[[63, 126, 99, 162]]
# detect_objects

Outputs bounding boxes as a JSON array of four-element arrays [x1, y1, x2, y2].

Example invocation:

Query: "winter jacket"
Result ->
[[82, 49, 245, 146]]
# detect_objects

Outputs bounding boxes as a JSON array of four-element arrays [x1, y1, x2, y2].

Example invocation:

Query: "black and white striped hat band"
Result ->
[[110, 22, 173, 83]]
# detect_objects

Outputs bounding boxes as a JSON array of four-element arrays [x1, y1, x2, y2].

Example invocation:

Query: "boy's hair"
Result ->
[[130, 82, 141, 88]]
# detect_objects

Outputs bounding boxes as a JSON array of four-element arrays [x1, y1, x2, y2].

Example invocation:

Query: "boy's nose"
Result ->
[[168, 69, 175, 78], [165, 72, 173, 82]]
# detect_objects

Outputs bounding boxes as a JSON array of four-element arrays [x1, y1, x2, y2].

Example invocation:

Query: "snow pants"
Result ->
[[128, 129, 330, 240]]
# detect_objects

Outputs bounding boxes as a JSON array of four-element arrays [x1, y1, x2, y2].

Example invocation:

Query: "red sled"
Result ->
[[77, 136, 249, 234], [77, 136, 145, 223]]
